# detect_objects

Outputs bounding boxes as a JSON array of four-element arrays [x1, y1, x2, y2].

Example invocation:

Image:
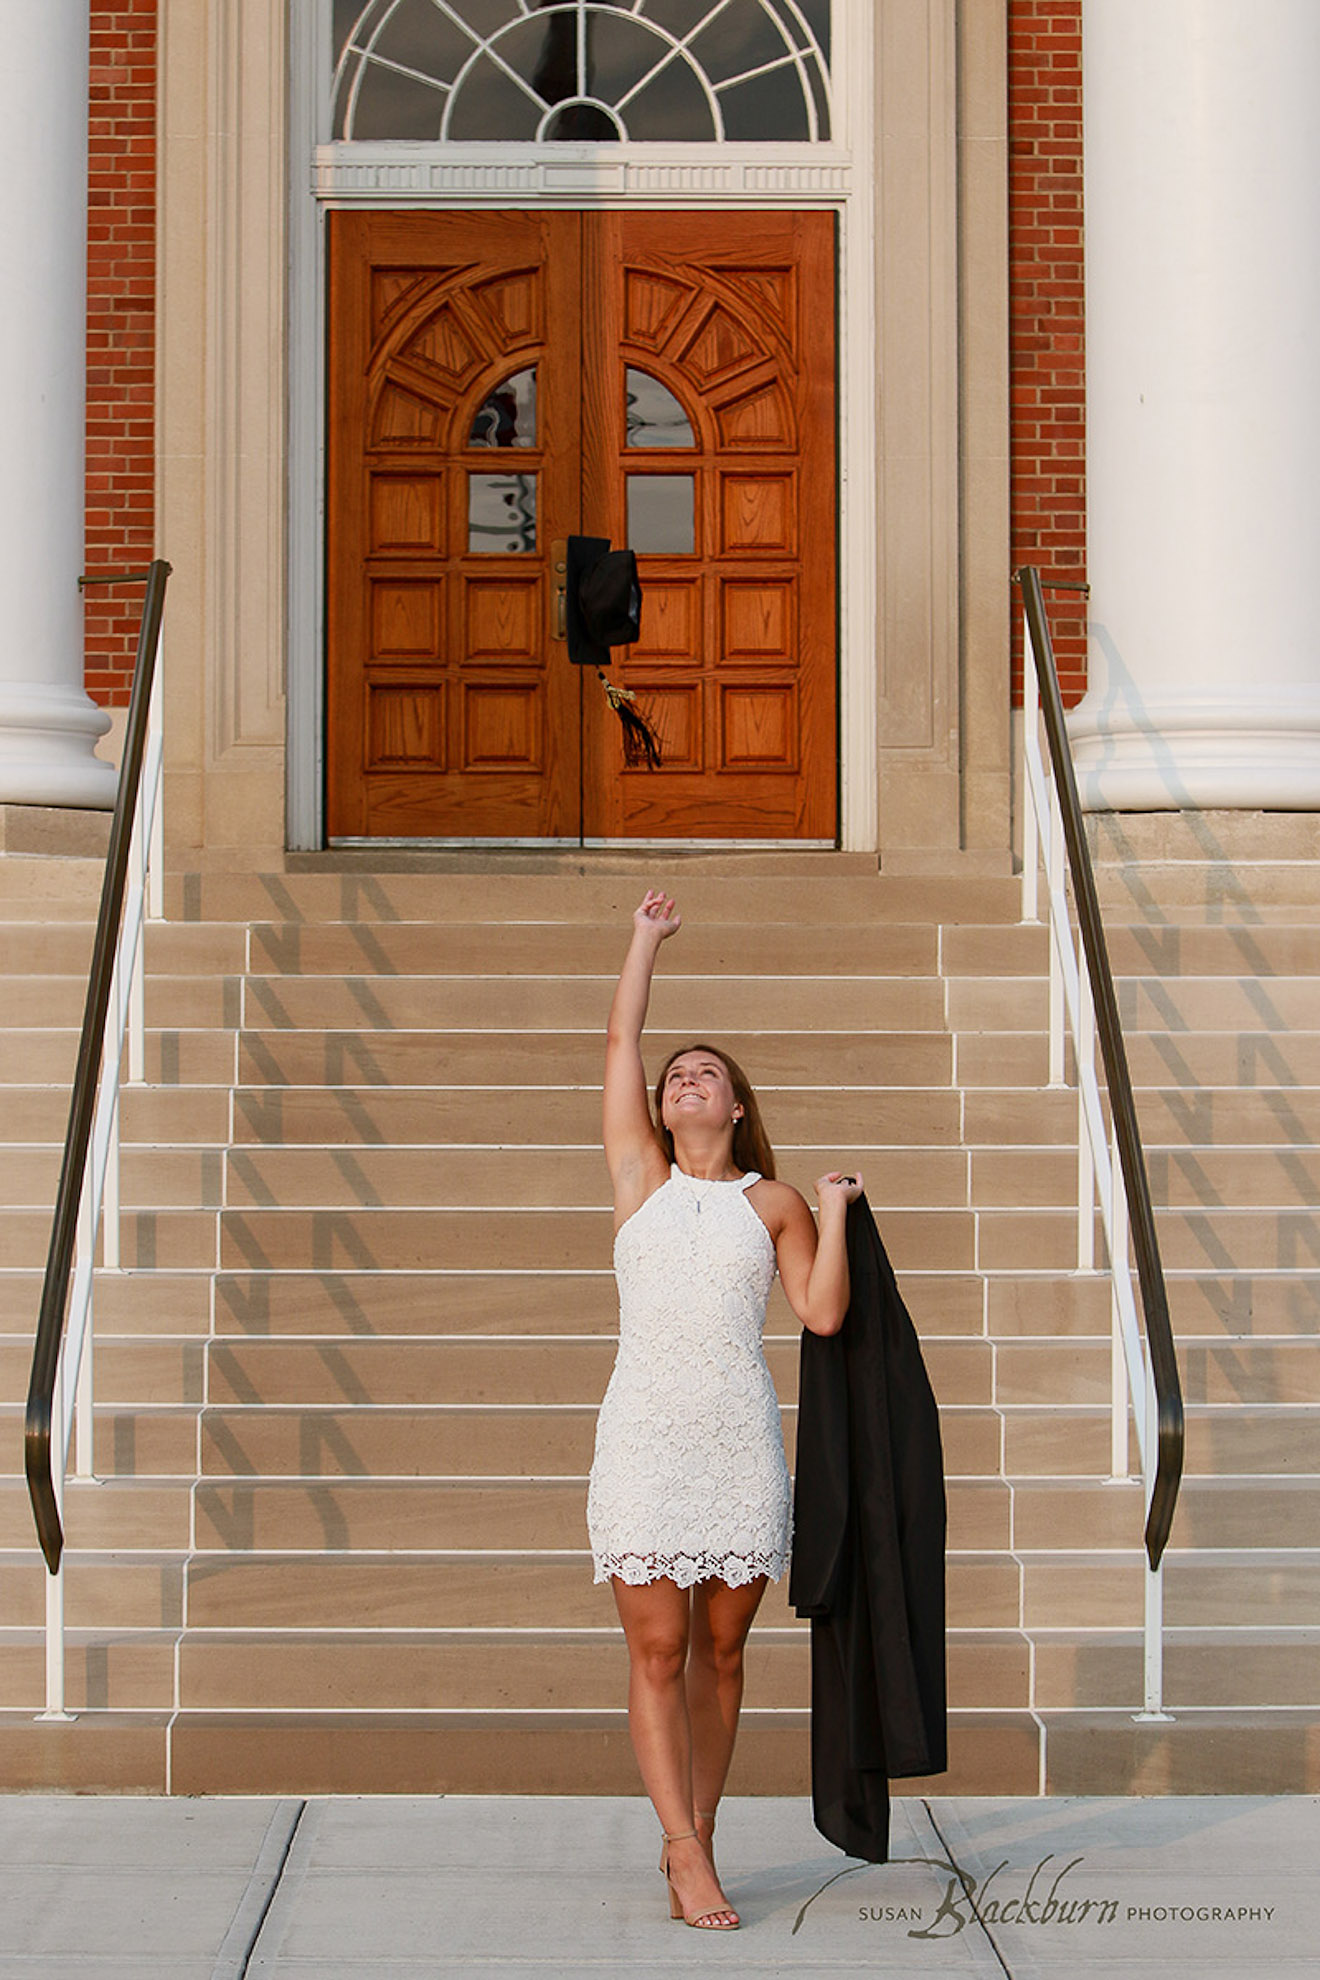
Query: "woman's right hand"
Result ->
[[634, 888, 682, 940]]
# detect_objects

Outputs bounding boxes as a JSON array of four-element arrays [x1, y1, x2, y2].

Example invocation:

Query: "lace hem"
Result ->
[[593, 1548, 787, 1590]]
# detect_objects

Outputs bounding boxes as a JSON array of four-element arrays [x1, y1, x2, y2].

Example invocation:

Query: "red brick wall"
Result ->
[[85, 0, 157, 709], [1008, 0, 1087, 705]]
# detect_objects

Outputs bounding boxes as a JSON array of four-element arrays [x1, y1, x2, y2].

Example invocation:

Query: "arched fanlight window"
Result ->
[[625, 369, 694, 449], [468, 367, 537, 447], [333, 1, 832, 145]]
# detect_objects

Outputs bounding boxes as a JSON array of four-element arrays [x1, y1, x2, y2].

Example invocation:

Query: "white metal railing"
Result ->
[[27, 566, 169, 1720], [1018, 570, 1181, 1721]]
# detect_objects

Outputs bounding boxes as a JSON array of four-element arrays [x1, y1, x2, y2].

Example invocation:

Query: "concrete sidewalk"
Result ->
[[0, 1793, 1312, 1977]]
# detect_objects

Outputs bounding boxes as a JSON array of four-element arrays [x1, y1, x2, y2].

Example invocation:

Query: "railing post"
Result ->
[[1047, 799, 1066, 1087], [1109, 1115, 1130, 1482], [74, 1179, 95, 1484], [147, 631, 164, 924], [1138, 1374, 1173, 1721], [103, 964, 121, 1272], [38, 1374, 72, 1722], [128, 799, 146, 1086], [1077, 966, 1095, 1271], [1021, 602, 1041, 925]]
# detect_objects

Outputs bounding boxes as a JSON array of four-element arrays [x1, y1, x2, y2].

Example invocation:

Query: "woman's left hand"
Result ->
[[815, 1170, 864, 1213]]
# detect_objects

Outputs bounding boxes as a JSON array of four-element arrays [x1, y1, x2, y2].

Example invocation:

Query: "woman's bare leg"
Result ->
[[686, 1573, 767, 1858], [611, 1576, 738, 1927]]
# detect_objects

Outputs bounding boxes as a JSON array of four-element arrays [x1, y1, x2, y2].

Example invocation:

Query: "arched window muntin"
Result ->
[[332, 1, 832, 147]]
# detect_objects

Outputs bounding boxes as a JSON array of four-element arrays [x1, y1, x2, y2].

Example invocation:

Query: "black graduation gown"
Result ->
[[788, 1192, 947, 1862]]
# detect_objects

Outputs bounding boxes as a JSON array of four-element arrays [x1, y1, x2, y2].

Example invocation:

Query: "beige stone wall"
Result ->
[[157, 0, 288, 855], [156, 1, 1010, 864], [874, 0, 1011, 868]]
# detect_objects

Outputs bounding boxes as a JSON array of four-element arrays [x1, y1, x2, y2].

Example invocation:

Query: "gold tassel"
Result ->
[[598, 670, 662, 769]]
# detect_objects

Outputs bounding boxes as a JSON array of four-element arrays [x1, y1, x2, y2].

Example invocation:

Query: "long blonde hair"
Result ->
[[652, 1042, 777, 1180]]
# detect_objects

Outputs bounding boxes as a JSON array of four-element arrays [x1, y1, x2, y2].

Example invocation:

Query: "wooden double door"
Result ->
[[326, 209, 836, 840]]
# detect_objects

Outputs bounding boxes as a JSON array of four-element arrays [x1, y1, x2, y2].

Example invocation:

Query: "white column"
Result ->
[[0, 2, 115, 809], [1071, 0, 1320, 810]]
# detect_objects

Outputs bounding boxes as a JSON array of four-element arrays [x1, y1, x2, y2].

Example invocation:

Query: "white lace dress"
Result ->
[[587, 1164, 792, 1589]]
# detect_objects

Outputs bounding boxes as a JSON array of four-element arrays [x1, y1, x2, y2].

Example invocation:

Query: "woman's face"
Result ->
[[660, 1050, 739, 1134]]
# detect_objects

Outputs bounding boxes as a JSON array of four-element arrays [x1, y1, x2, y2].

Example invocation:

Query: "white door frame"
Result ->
[[285, 5, 876, 851]]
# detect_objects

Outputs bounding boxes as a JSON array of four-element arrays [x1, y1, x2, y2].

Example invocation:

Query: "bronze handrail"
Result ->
[[25, 560, 172, 1572], [1015, 565, 1184, 1567]]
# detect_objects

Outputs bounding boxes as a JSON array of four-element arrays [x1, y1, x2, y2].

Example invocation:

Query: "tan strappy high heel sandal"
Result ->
[[659, 1829, 739, 1930]]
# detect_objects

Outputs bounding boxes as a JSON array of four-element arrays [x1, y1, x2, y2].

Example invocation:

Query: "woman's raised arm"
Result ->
[[603, 890, 680, 1217]]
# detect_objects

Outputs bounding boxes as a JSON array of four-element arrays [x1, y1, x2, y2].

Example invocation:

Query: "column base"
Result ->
[[1067, 691, 1320, 813], [0, 682, 117, 810]]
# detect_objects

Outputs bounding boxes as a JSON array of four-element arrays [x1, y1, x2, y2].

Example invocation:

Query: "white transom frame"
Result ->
[[286, 5, 875, 850]]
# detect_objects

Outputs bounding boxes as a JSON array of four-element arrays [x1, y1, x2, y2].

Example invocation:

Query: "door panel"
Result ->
[[326, 209, 835, 841], [327, 211, 582, 839], [580, 211, 835, 839]]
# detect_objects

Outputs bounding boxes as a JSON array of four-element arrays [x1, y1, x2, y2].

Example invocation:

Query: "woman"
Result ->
[[587, 889, 862, 1930]]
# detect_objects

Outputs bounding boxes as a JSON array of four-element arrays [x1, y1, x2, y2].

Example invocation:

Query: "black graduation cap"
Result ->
[[564, 535, 642, 668], [564, 535, 660, 768]]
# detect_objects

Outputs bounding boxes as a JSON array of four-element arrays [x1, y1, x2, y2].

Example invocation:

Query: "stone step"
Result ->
[[0, 1407, 200, 1476], [0, 1616, 1311, 1731], [218, 1144, 971, 1212], [179, 1550, 1017, 1632], [1, 1262, 1309, 1352], [166, 1625, 1029, 1714], [228, 1083, 967, 1149], [240, 971, 948, 1034], [234, 1027, 955, 1089], [0, 1147, 225, 1210], [18, 908, 1310, 984], [0, 1634, 177, 1712], [205, 1267, 985, 1339], [156, 1706, 1038, 1798], [0, 861, 102, 918], [1004, 1403, 1320, 1477], [960, 1083, 1320, 1147], [193, 1403, 1002, 1481], [975, 1204, 1320, 1274], [970, 1144, 1320, 1211], [1011, 1476, 1320, 1552], [2, 1697, 1307, 1798], [0, 1085, 232, 1145], [0, 1028, 235, 1087], [210, 1205, 975, 1275], [0, 976, 239, 1030], [946, 919, 1320, 977], [1085, 810, 1320, 864], [1092, 863, 1320, 914], [195, 1475, 1011, 1554], [0, 1553, 183, 1630], [0, 1270, 211, 1336], [167, 867, 1024, 928], [0, 1208, 216, 1272], [950, 972, 1320, 1034], [0, 1339, 202, 1407], [0, 921, 246, 976], [1021, 1549, 1320, 1629], [1033, 1629, 1320, 1709], [248, 920, 943, 977], [196, 1334, 991, 1410], [987, 1270, 1320, 1339], [0, 1480, 191, 1551], [995, 1335, 1320, 1407]]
